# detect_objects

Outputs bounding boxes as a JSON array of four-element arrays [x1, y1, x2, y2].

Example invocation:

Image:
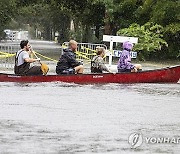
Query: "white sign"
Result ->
[[103, 35, 138, 44], [103, 35, 139, 67]]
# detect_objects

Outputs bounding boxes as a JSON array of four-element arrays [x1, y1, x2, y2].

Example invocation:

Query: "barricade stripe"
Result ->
[[33, 51, 58, 62]]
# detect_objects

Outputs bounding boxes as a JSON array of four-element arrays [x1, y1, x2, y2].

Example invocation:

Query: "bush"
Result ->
[[117, 22, 168, 60]]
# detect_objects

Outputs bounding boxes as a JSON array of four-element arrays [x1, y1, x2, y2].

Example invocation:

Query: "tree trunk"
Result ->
[[95, 25, 100, 39], [57, 15, 70, 44], [104, 10, 111, 35], [44, 25, 51, 40], [82, 25, 92, 43]]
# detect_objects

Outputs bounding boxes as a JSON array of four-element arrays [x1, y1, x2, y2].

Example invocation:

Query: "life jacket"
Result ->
[[91, 56, 102, 73], [14, 50, 30, 75]]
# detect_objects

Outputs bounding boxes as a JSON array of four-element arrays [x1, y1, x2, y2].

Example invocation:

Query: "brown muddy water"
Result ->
[[0, 40, 180, 153]]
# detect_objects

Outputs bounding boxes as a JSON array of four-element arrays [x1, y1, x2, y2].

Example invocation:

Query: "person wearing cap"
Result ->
[[14, 40, 43, 75], [56, 40, 84, 74], [91, 47, 112, 73], [117, 41, 142, 72]]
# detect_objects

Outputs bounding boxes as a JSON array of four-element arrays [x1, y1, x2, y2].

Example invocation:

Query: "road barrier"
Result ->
[[62, 42, 107, 63], [0, 44, 19, 69]]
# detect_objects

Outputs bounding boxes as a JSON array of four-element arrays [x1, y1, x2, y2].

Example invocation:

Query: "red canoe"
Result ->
[[0, 65, 180, 84]]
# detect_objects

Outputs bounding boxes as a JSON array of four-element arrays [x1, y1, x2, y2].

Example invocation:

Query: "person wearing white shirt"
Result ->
[[14, 40, 43, 75]]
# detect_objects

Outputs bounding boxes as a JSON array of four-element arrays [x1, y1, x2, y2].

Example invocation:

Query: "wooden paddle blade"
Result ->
[[41, 63, 49, 75]]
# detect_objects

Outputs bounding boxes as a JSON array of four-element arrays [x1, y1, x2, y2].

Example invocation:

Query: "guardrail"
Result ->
[[62, 42, 107, 62], [0, 44, 19, 69]]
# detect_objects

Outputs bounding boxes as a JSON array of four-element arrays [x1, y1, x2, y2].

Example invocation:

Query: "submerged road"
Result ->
[[0, 40, 180, 153], [0, 82, 180, 153]]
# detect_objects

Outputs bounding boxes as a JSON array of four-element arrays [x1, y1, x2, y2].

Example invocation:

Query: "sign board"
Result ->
[[103, 35, 139, 67], [113, 50, 137, 58], [103, 35, 138, 44]]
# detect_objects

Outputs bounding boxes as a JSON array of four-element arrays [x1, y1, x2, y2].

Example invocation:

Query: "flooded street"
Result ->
[[0, 82, 180, 153], [0, 40, 180, 153]]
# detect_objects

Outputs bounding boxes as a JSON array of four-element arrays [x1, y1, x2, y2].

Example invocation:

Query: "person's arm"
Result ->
[[23, 51, 40, 63], [24, 58, 40, 63], [98, 58, 110, 72], [67, 52, 81, 67], [124, 54, 135, 69]]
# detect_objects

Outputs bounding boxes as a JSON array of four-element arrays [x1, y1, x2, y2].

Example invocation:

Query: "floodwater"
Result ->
[[0, 40, 180, 153], [0, 82, 180, 154]]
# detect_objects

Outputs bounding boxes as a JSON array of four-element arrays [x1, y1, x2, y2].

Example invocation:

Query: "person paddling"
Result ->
[[14, 40, 43, 75], [117, 41, 142, 73]]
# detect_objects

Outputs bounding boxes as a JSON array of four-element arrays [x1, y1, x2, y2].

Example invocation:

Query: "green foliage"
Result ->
[[148, 0, 180, 59], [164, 23, 180, 34], [135, 0, 155, 25], [0, 0, 16, 37], [163, 23, 180, 59], [151, 0, 180, 26], [101, 0, 141, 31], [117, 22, 168, 59], [1, 0, 179, 59]]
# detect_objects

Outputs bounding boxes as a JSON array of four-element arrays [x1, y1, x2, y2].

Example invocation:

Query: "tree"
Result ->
[[53, 0, 105, 42], [2, 0, 179, 60], [0, 0, 16, 38], [118, 22, 168, 60], [150, 0, 180, 59]]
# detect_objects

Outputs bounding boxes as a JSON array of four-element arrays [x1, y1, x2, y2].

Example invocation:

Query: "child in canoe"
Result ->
[[91, 47, 112, 73], [117, 41, 142, 72]]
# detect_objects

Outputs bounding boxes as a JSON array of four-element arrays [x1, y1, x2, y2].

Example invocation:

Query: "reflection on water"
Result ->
[[0, 82, 180, 153]]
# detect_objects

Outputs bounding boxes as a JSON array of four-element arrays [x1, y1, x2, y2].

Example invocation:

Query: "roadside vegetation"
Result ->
[[0, 0, 179, 60]]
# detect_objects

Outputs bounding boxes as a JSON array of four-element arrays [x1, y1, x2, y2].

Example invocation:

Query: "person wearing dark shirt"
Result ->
[[56, 40, 84, 74]]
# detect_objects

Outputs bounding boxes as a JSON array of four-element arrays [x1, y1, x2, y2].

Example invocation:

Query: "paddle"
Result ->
[[31, 48, 49, 75]]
